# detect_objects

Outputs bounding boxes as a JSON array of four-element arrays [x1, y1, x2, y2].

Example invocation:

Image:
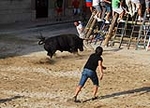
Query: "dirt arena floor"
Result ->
[[0, 32, 150, 108]]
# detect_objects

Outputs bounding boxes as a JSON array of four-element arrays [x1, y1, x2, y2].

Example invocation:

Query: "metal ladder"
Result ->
[[146, 36, 150, 51], [112, 14, 132, 48], [83, 10, 108, 45], [127, 13, 140, 49], [135, 11, 150, 50]]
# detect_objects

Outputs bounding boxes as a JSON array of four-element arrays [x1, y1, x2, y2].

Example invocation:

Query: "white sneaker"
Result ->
[[97, 18, 103, 22], [94, 15, 98, 19], [119, 19, 125, 22], [146, 14, 150, 17], [138, 16, 143, 21], [138, 16, 141, 21], [141, 17, 144, 21], [105, 20, 110, 24]]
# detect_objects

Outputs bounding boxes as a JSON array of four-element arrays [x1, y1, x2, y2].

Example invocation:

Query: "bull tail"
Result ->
[[38, 32, 45, 45]]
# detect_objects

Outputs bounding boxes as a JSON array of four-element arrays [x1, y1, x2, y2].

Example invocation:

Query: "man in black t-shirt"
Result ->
[[73, 46, 106, 102]]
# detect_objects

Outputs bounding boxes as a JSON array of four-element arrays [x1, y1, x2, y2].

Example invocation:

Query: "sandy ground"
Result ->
[[0, 25, 150, 108]]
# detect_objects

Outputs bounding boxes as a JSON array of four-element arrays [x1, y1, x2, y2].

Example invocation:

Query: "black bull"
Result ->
[[38, 34, 84, 58]]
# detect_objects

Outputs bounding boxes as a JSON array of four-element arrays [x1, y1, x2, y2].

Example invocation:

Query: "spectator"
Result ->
[[72, 0, 80, 16], [55, 0, 63, 21], [103, 0, 112, 23], [130, 0, 143, 21], [81, 3, 88, 21], [74, 21, 94, 50], [125, 0, 134, 17], [85, 0, 93, 12], [145, 0, 150, 17], [93, 0, 103, 22], [112, 0, 125, 22], [74, 21, 87, 48], [74, 21, 85, 39]]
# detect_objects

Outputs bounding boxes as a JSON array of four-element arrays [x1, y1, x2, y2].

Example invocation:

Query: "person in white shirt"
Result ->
[[131, 0, 143, 21], [74, 21, 85, 39], [74, 21, 94, 50]]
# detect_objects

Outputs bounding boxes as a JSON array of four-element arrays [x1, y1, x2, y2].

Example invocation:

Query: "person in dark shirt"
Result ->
[[73, 46, 106, 102]]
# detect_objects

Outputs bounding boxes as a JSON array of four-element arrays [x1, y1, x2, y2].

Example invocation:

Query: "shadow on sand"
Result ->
[[83, 86, 150, 103], [0, 96, 24, 103]]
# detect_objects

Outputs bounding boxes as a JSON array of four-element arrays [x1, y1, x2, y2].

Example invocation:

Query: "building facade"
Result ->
[[0, 0, 85, 24]]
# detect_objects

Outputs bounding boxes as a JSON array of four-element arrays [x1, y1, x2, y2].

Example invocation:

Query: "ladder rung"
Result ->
[[132, 31, 139, 33]]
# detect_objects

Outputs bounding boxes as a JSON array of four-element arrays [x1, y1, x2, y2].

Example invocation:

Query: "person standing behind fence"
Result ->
[[112, 0, 125, 22], [103, 0, 112, 23], [55, 0, 63, 21], [74, 21, 88, 49], [72, 0, 80, 16], [74, 21, 94, 50], [130, 0, 143, 21], [74, 21, 85, 39], [145, 0, 150, 17]]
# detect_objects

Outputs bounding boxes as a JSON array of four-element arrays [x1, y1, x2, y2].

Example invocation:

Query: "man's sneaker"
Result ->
[[73, 96, 77, 102], [92, 96, 98, 100], [73, 96, 81, 103]]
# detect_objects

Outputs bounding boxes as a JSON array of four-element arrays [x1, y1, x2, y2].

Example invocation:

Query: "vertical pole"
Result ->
[[103, 12, 119, 46]]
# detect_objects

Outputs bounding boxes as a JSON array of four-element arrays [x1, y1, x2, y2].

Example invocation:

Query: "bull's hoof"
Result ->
[[47, 53, 52, 58], [73, 52, 80, 56]]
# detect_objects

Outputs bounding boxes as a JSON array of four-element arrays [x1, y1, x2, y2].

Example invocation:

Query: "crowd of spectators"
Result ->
[[85, 0, 150, 23]]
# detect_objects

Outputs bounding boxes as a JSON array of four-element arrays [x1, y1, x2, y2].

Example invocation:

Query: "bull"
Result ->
[[38, 34, 84, 58]]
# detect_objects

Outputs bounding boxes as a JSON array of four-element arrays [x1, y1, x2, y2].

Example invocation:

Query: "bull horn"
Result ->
[[36, 35, 42, 39], [35, 32, 43, 39], [39, 32, 43, 38]]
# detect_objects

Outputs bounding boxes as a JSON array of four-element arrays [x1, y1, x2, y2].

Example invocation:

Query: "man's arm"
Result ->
[[98, 60, 104, 80]]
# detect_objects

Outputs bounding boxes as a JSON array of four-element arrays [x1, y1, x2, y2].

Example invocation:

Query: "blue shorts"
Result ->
[[105, 3, 111, 12], [79, 68, 99, 87], [93, 5, 102, 12]]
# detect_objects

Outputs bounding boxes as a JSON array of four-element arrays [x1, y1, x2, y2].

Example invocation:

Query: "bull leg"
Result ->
[[47, 52, 52, 58], [69, 45, 77, 52], [47, 49, 56, 58]]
